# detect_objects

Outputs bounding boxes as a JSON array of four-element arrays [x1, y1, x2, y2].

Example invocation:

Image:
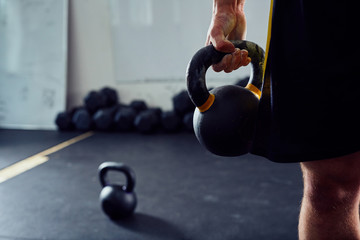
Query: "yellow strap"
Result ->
[[246, 83, 262, 99], [263, 0, 274, 77], [197, 94, 215, 112]]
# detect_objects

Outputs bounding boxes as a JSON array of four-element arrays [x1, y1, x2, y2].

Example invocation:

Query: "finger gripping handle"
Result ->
[[98, 162, 136, 192], [186, 40, 265, 107]]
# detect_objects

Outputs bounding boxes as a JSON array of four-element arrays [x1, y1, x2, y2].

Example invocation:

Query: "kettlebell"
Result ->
[[98, 162, 137, 219], [186, 40, 265, 156]]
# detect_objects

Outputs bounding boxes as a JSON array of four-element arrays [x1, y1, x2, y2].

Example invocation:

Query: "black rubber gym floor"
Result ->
[[0, 129, 303, 240]]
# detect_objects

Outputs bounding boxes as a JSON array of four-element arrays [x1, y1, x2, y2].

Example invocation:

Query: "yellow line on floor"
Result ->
[[0, 131, 94, 184]]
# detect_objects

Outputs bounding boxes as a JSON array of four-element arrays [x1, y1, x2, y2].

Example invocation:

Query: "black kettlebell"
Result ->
[[186, 40, 265, 156], [98, 162, 137, 219]]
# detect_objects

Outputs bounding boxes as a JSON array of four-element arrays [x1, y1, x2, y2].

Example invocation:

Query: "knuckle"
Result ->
[[212, 64, 222, 72]]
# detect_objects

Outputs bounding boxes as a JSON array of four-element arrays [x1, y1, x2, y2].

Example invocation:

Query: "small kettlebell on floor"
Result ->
[[98, 162, 137, 219], [186, 40, 265, 156]]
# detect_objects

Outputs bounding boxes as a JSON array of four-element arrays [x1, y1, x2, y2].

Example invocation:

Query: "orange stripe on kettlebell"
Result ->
[[246, 83, 262, 99], [198, 94, 215, 112]]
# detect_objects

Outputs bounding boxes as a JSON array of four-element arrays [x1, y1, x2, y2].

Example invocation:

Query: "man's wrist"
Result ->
[[213, 0, 238, 14], [213, 0, 245, 15]]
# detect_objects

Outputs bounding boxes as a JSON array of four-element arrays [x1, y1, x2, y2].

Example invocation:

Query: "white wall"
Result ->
[[68, 0, 271, 111], [0, 0, 68, 130]]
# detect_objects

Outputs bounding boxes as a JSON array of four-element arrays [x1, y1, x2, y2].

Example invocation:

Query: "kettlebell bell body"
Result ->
[[193, 85, 259, 156], [187, 40, 265, 156], [98, 162, 137, 219]]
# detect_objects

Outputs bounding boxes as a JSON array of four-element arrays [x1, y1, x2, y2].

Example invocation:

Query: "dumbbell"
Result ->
[[72, 107, 93, 131], [84, 87, 119, 114], [161, 111, 182, 132], [113, 106, 137, 132], [84, 91, 107, 114], [172, 90, 195, 117], [150, 107, 162, 120], [130, 100, 148, 113], [101, 87, 119, 107], [134, 108, 162, 134], [98, 162, 137, 219], [186, 40, 265, 156], [55, 107, 79, 131], [55, 112, 73, 131], [93, 105, 119, 131], [182, 112, 194, 132]]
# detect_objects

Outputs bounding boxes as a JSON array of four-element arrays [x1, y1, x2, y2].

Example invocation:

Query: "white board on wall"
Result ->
[[0, 0, 68, 130], [109, 0, 270, 83]]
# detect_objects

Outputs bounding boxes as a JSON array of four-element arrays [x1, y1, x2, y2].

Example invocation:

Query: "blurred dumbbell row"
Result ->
[[55, 87, 195, 134]]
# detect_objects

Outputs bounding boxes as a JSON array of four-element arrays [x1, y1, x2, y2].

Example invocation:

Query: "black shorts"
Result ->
[[250, 0, 360, 163]]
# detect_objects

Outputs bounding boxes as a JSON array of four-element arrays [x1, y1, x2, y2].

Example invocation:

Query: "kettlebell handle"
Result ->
[[186, 40, 265, 111], [98, 162, 136, 192]]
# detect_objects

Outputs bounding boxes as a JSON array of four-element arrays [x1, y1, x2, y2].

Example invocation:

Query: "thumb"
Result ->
[[207, 25, 235, 53], [211, 34, 235, 53]]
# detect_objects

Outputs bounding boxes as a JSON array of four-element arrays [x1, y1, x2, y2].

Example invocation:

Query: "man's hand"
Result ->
[[205, 0, 250, 73]]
